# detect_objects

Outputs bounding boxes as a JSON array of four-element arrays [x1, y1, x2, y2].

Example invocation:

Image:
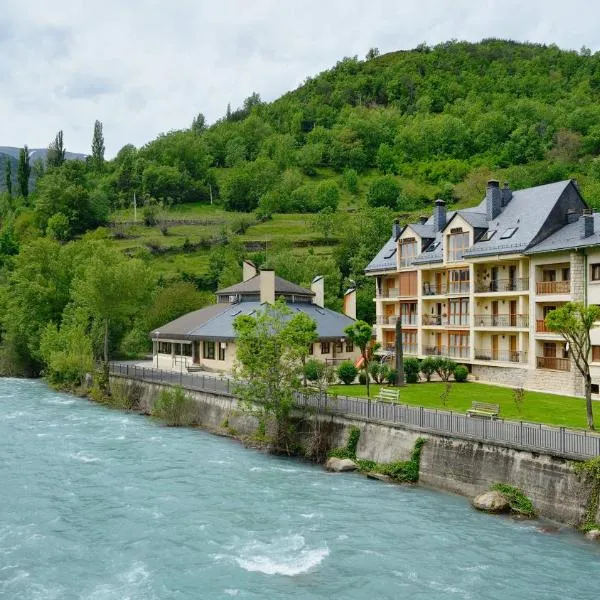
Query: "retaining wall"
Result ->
[[111, 375, 599, 527]]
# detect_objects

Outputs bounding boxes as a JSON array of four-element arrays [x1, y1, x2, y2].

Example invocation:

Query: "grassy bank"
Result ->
[[327, 382, 600, 430]]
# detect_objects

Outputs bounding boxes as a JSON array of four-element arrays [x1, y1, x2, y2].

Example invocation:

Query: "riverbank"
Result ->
[[109, 374, 600, 530]]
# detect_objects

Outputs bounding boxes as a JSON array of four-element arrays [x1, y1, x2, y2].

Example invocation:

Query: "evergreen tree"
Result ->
[[47, 130, 66, 168], [225, 103, 232, 121], [17, 146, 30, 198], [191, 113, 206, 134], [91, 120, 105, 171], [4, 159, 12, 196]]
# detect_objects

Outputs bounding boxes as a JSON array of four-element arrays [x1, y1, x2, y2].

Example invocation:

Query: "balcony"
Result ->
[[422, 314, 444, 326], [536, 281, 570, 295], [376, 288, 399, 299], [474, 278, 529, 293], [447, 282, 471, 295], [474, 314, 529, 328], [536, 319, 555, 333], [376, 315, 418, 326], [383, 343, 418, 355], [536, 356, 570, 371], [474, 348, 528, 363], [423, 283, 447, 296], [422, 314, 470, 327], [423, 345, 470, 359]]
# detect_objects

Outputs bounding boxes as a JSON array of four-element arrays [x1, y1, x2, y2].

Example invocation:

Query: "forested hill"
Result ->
[[4, 38, 600, 377]]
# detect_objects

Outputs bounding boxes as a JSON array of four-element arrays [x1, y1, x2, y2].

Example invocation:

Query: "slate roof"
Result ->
[[151, 301, 355, 341], [408, 223, 436, 239], [525, 214, 600, 254], [217, 274, 314, 297], [364, 235, 398, 273]]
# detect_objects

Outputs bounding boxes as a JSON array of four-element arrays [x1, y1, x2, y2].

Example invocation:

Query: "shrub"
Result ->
[[435, 358, 456, 382], [369, 362, 391, 384], [385, 368, 397, 385], [337, 361, 358, 384], [358, 371, 368, 385], [454, 365, 468, 382], [420, 356, 438, 382], [152, 386, 198, 426], [490, 483, 537, 517], [142, 202, 158, 226], [404, 358, 421, 384], [304, 358, 324, 382]]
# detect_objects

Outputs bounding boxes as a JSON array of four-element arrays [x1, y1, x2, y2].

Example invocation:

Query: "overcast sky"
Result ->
[[1, 0, 598, 156]]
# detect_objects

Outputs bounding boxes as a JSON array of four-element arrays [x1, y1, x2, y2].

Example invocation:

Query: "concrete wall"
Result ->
[[111, 375, 599, 527]]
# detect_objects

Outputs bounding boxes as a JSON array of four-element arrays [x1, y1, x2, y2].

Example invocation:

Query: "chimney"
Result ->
[[581, 209, 594, 239], [501, 182, 512, 207], [259, 270, 275, 304], [433, 199, 446, 232], [566, 208, 579, 224], [242, 259, 257, 282], [343, 287, 356, 320], [392, 219, 401, 240], [419, 216, 428, 225], [311, 276, 324, 308], [486, 180, 502, 220]]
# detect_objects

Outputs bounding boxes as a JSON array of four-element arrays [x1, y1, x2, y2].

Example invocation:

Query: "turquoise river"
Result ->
[[1, 379, 599, 599]]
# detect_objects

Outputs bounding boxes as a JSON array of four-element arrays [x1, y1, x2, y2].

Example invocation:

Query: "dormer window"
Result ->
[[448, 232, 469, 262], [399, 238, 417, 267], [500, 227, 518, 239]]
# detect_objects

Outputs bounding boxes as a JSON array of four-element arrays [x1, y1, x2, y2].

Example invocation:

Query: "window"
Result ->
[[399, 238, 418, 266], [592, 384, 600, 395], [448, 232, 469, 261], [593, 346, 600, 363], [158, 341, 171, 354], [592, 265, 600, 281], [321, 342, 331, 355], [542, 270, 556, 282], [218, 343, 226, 361], [478, 230, 496, 242], [425, 241, 440, 253], [561, 268, 570, 281], [345, 340, 353, 353], [448, 268, 470, 294], [383, 247, 397, 260], [335, 341, 343, 354], [500, 227, 518, 239], [449, 298, 469, 326], [203, 341, 215, 360], [448, 332, 469, 358], [181, 343, 192, 357]]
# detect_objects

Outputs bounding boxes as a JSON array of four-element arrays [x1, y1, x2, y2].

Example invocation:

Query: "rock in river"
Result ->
[[584, 529, 600, 541], [472, 491, 510, 513], [325, 457, 358, 472]]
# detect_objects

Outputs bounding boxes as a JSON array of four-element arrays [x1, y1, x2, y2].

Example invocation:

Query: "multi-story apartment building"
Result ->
[[366, 179, 600, 397]]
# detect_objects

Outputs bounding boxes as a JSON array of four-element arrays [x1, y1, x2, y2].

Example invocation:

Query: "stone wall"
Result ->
[[110, 375, 599, 527], [471, 364, 528, 387]]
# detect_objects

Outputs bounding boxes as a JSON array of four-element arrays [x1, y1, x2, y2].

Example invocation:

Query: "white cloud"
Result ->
[[1, 0, 598, 156]]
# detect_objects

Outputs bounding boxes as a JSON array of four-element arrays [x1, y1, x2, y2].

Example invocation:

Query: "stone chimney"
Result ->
[[501, 182, 512, 207], [486, 180, 502, 221], [311, 276, 325, 308], [343, 287, 356, 320], [566, 208, 579, 224], [242, 259, 257, 282], [433, 199, 446, 232], [581, 209, 594, 239], [392, 219, 401, 240], [259, 270, 275, 304]]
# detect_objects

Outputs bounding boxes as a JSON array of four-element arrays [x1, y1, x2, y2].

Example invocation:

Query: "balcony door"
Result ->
[[491, 301, 499, 326], [491, 335, 499, 361], [510, 335, 518, 362], [508, 265, 517, 290], [509, 300, 517, 327], [491, 266, 499, 292]]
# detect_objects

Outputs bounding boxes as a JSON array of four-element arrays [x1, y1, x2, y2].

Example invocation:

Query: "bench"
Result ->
[[186, 364, 203, 373], [375, 388, 400, 403], [466, 401, 500, 419]]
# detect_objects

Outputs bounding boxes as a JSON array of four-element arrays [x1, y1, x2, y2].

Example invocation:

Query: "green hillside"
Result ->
[[3, 38, 600, 376]]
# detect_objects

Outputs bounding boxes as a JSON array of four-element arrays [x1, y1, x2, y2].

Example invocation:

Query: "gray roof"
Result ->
[[217, 274, 313, 297], [152, 301, 355, 341], [465, 180, 573, 257], [525, 214, 600, 254], [455, 211, 488, 230], [408, 223, 436, 239], [364, 236, 397, 273]]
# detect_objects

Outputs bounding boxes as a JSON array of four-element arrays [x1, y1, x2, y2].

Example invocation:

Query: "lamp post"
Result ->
[[154, 332, 160, 368]]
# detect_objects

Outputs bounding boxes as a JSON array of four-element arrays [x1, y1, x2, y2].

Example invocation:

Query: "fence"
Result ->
[[109, 362, 600, 460]]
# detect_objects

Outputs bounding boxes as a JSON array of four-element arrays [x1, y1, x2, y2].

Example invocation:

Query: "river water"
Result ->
[[1, 379, 599, 599]]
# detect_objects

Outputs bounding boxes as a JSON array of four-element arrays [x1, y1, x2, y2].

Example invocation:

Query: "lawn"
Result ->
[[327, 382, 600, 430]]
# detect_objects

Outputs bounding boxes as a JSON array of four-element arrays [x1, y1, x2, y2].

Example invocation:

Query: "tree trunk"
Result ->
[[364, 353, 370, 398], [395, 318, 405, 387], [585, 371, 595, 430]]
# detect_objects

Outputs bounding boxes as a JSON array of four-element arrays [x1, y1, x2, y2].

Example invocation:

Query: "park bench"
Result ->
[[186, 364, 203, 373], [375, 388, 400, 403], [466, 401, 499, 419]]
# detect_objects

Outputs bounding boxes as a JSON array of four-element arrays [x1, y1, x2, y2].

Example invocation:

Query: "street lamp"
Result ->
[[154, 332, 160, 368]]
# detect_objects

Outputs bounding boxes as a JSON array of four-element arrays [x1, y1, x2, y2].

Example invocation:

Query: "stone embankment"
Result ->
[[110, 374, 600, 530]]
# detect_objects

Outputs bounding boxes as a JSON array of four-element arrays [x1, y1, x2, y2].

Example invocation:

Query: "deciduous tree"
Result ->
[[344, 320, 376, 397], [47, 130, 66, 168], [91, 120, 105, 172], [17, 146, 30, 198]]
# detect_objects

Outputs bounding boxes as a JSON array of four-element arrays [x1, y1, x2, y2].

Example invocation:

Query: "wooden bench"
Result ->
[[467, 401, 500, 419], [375, 388, 400, 403]]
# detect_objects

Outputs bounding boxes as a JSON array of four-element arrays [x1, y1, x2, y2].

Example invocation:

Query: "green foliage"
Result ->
[[385, 367, 397, 385], [17, 146, 30, 198], [453, 365, 469, 382], [574, 457, 600, 531], [358, 371, 367, 385], [512, 387, 525, 415], [91, 120, 105, 172], [434, 358, 457, 382], [366, 176, 401, 208], [490, 483, 537, 517], [369, 362, 391, 384], [328, 425, 361, 459], [419, 357, 437, 382], [345, 320, 376, 396], [152, 386, 198, 426], [304, 358, 324, 382], [337, 361, 358, 384], [403, 357, 421, 384], [355, 437, 426, 483], [47, 130, 66, 169], [46, 213, 71, 241]]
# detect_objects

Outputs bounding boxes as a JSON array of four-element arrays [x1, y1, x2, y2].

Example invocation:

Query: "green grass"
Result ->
[[327, 382, 600, 430]]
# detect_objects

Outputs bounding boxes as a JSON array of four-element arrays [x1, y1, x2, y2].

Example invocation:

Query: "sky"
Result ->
[[1, 0, 599, 157]]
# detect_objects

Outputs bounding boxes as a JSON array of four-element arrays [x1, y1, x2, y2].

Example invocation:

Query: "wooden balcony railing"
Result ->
[[536, 356, 570, 371], [536, 281, 570, 295], [474, 314, 529, 328], [474, 278, 529, 293], [474, 349, 528, 363], [536, 319, 553, 333]]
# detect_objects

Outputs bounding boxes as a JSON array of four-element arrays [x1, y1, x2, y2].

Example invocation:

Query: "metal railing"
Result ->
[[474, 314, 529, 328], [422, 282, 446, 296], [109, 362, 600, 459], [376, 288, 399, 299], [447, 282, 471, 295], [383, 343, 418, 354], [537, 356, 570, 372], [474, 278, 529, 293], [423, 345, 470, 359], [536, 281, 570, 294], [376, 315, 418, 326], [474, 349, 528, 363]]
